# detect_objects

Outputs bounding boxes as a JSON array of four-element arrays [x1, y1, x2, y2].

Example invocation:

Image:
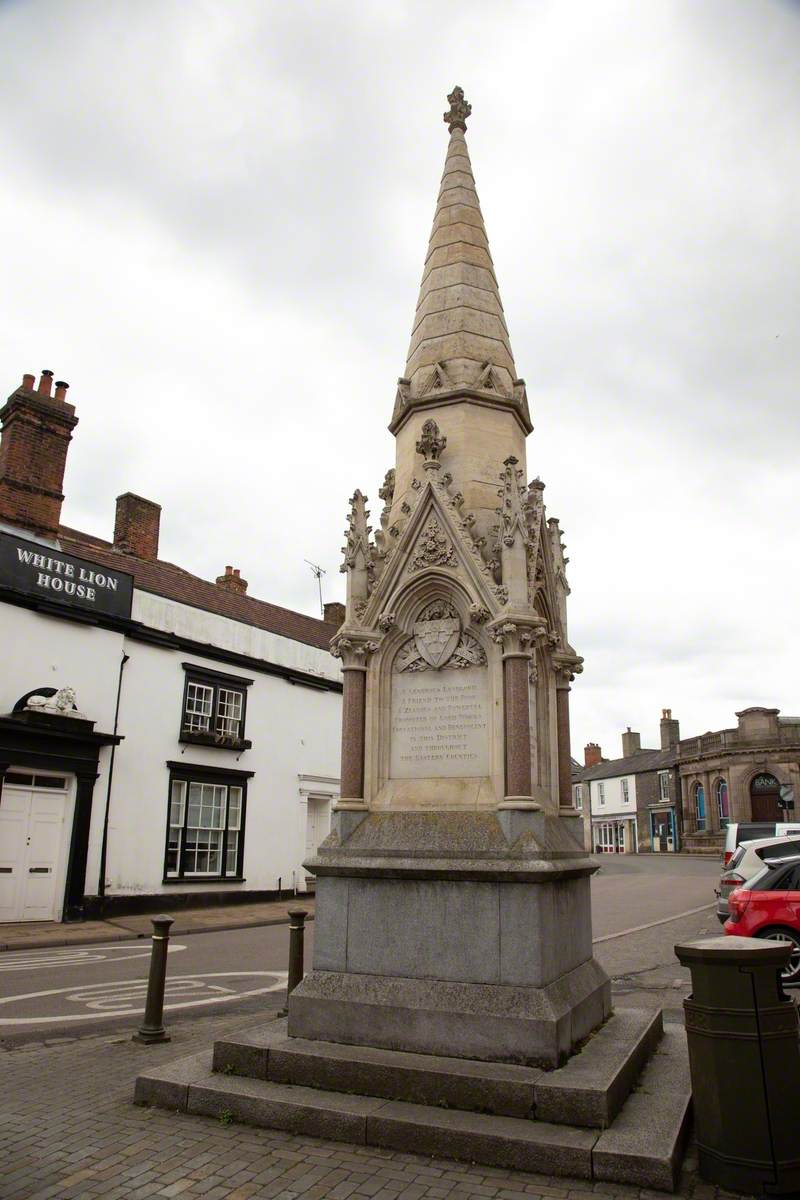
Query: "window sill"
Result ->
[[178, 732, 252, 751], [162, 876, 246, 885]]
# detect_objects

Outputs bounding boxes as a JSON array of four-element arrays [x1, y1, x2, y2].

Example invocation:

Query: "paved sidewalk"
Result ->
[[0, 998, 747, 1200], [0, 898, 315, 953]]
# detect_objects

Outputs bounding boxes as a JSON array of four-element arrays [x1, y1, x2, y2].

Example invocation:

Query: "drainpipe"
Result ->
[[97, 651, 129, 903]]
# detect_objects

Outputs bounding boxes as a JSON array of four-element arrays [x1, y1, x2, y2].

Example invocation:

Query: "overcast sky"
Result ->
[[1, 0, 797, 756]]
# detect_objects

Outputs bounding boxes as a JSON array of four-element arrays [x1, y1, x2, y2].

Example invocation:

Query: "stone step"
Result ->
[[137, 1056, 594, 1177], [212, 1016, 288, 1079], [592, 1026, 692, 1192], [534, 1007, 663, 1128], [210, 1008, 660, 1128], [220, 1024, 541, 1118], [134, 1024, 691, 1191]]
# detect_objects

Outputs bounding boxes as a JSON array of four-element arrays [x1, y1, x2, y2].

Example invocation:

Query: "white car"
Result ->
[[716, 834, 800, 922]]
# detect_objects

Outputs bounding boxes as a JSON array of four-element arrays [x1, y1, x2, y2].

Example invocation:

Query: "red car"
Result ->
[[725, 854, 800, 985]]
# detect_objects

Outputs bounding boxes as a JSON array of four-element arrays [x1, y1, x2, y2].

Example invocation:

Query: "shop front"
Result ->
[[593, 817, 637, 853], [649, 806, 678, 852]]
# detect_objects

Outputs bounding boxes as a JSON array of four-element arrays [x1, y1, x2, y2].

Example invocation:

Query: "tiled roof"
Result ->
[[58, 526, 339, 652], [577, 746, 677, 782]]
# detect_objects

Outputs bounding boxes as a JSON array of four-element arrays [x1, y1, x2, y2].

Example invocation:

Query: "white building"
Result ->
[[577, 718, 683, 854], [587, 773, 639, 853], [0, 369, 342, 923]]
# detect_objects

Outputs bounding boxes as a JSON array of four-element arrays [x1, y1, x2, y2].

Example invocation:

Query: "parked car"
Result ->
[[722, 821, 800, 866], [725, 855, 800, 984], [716, 835, 800, 922]]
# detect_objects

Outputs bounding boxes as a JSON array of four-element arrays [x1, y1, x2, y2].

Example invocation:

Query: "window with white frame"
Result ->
[[165, 768, 251, 879], [621, 778, 630, 804], [573, 784, 583, 810], [180, 665, 252, 747], [659, 772, 670, 802], [598, 781, 605, 805]]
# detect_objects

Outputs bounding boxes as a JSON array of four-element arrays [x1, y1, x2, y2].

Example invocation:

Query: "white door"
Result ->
[[304, 796, 331, 861], [0, 773, 71, 922]]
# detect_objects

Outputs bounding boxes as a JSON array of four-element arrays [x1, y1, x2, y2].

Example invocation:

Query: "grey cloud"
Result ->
[[0, 0, 798, 753]]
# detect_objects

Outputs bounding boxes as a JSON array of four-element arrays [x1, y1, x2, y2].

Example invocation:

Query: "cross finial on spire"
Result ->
[[443, 86, 471, 133]]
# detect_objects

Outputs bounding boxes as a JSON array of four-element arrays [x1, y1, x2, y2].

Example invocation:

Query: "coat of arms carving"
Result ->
[[394, 599, 488, 673], [412, 599, 460, 668]]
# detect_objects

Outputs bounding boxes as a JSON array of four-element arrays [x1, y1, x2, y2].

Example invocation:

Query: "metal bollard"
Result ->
[[133, 915, 174, 1044], [280, 908, 308, 1015]]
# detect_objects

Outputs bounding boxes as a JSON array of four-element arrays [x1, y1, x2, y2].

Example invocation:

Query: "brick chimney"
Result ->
[[216, 565, 248, 595], [660, 708, 680, 750], [0, 369, 78, 538], [114, 493, 161, 560], [584, 742, 603, 768], [323, 601, 346, 626], [621, 727, 641, 757]]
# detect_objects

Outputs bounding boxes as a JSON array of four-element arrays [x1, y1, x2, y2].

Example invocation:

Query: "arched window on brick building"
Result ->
[[694, 782, 706, 831], [716, 778, 729, 827]]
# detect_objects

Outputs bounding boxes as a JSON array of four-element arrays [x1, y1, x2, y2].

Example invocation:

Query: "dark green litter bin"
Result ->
[[675, 935, 800, 1196]]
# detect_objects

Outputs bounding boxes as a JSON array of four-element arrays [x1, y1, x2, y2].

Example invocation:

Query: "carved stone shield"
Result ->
[[413, 616, 460, 669]]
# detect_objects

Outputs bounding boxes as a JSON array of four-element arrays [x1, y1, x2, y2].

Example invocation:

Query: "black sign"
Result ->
[[0, 532, 133, 620]]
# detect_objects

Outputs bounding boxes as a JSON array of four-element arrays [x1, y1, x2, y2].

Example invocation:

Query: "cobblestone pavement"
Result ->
[[0, 995, 752, 1200]]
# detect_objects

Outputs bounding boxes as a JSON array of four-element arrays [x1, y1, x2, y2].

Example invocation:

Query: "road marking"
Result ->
[[0, 944, 187, 972], [0, 971, 287, 1024], [592, 903, 716, 944]]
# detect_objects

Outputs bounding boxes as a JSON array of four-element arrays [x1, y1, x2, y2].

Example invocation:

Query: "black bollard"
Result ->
[[133, 915, 174, 1044], [280, 908, 308, 1014]]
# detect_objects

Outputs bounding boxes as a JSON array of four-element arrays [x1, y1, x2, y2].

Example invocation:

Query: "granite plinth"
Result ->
[[288, 962, 610, 1068], [298, 809, 609, 1066]]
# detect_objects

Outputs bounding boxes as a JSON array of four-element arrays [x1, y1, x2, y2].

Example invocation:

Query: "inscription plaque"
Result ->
[[390, 666, 489, 779]]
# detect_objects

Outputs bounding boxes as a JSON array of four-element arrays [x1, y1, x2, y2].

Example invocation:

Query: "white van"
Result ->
[[722, 821, 800, 866]]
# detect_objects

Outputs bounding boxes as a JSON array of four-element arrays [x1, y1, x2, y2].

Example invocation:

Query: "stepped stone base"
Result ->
[[289, 960, 611, 1069], [135, 1008, 691, 1192]]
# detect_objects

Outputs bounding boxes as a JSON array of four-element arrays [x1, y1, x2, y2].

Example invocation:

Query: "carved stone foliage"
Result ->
[[341, 490, 373, 573], [496, 456, 530, 550], [444, 85, 471, 133], [378, 469, 395, 506], [416, 419, 447, 467], [525, 479, 546, 601], [489, 621, 539, 658], [408, 516, 457, 573], [394, 599, 487, 674], [330, 634, 380, 668]]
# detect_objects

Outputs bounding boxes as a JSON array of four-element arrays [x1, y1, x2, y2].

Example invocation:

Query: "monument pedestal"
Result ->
[[288, 809, 611, 1068]]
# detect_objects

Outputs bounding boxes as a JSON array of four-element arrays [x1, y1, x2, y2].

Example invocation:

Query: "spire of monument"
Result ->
[[401, 87, 522, 414]]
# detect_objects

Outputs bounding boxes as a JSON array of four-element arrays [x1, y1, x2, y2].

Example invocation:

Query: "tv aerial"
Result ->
[[304, 559, 326, 616]]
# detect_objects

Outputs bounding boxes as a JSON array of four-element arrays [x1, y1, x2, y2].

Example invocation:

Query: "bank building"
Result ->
[[0, 369, 342, 924]]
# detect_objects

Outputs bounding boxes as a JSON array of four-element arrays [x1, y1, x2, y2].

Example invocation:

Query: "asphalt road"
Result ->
[[0, 854, 720, 1043]]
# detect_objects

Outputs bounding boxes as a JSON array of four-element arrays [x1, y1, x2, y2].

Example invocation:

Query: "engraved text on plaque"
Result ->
[[390, 667, 489, 779]]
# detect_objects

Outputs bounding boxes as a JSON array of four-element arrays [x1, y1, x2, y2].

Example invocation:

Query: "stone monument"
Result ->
[[288, 86, 610, 1068], [136, 90, 692, 1191]]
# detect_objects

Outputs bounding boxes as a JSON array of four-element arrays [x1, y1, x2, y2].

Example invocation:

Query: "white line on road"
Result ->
[[592, 903, 716, 944], [0, 971, 288, 1024], [0, 944, 186, 971]]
